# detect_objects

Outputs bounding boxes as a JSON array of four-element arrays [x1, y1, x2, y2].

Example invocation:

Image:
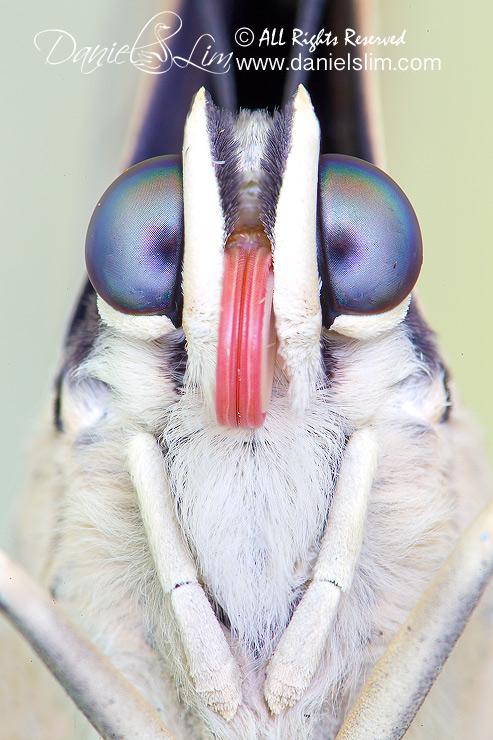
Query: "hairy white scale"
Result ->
[[236, 110, 272, 173], [47, 306, 468, 740], [235, 111, 272, 227], [163, 381, 347, 649]]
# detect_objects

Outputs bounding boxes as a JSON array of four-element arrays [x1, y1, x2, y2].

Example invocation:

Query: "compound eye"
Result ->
[[85, 155, 183, 325], [318, 154, 422, 323]]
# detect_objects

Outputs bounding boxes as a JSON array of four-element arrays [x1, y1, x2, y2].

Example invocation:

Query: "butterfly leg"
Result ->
[[264, 428, 378, 713], [127, 433, 242, 720]]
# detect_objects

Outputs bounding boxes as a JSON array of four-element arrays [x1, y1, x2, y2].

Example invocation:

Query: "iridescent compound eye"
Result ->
[[85, 155, 183, 325], [317, 154, 422, 324]]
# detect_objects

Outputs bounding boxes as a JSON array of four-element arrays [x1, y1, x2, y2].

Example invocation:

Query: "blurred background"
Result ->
[[1, 0, 492, 546]]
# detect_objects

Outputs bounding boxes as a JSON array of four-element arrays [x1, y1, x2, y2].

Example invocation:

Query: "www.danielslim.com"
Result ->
[[235, 53, 441, 72]]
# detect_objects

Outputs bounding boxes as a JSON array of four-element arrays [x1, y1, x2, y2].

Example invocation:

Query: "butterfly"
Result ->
[[1, 1, 492, 739]]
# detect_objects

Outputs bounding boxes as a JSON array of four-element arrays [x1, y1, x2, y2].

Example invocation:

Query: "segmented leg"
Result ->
[[264, 428, 378, 713], [127, 433, 242, 720]]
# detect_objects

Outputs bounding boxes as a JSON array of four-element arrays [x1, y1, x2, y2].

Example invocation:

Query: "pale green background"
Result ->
[[1, 1, 492, 546]]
